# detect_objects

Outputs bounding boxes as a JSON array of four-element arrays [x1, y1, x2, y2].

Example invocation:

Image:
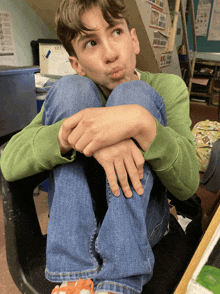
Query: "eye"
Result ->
[[113, 29, 122, 36], [86, 40, 97, 48]]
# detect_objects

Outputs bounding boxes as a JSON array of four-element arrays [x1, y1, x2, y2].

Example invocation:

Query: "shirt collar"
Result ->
[[134, 69, 141, 80]]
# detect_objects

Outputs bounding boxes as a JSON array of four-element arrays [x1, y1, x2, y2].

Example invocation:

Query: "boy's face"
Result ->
[[69, 6, 140, 96]]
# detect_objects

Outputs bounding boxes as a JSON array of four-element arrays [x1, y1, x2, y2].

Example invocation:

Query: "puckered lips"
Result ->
[[109, 66, 124, 80]]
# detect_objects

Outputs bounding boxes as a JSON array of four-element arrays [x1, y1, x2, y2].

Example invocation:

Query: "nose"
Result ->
[[103, 40, 119, 64]]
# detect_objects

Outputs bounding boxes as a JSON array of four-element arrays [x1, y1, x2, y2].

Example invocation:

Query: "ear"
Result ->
[[69, 56, 86, 76], [130, 28, 140, 55]]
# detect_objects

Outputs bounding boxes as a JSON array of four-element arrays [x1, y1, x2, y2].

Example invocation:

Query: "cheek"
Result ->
[[128, 48, 137, 67], [126, 41, 138, 60], [82, 59, 102, 74]]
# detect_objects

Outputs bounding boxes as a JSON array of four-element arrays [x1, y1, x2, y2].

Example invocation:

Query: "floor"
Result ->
[[190, 101, 219, 127], [0, 102, 219, 293]]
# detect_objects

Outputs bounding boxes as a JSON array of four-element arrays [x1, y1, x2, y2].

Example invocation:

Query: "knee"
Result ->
[[45, 75, 99, 107], [43, 75, 102, 124], [106, 80, 167, 126], [107, 80, 155, 106]]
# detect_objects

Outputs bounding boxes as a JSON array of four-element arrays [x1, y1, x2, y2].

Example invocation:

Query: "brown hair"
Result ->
[[56, 0, 129, 57]]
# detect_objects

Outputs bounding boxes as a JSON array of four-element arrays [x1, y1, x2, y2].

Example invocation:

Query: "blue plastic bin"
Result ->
[[0, 66, 40, 137]]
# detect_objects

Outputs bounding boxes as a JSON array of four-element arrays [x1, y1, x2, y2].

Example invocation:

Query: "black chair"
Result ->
[[1, 168, 56, 294], [0, 144, 202, 294]]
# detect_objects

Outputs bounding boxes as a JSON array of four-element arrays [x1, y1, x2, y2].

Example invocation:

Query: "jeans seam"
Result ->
[[156, 103, 164, 126], [90, 214, 100, 269], [153, 92, 166, 126], [96, 282, 140, 294], [95, 179, 112, 273], [45, 267, 98, 276], [148, 207, 169, 241], [142, 171, 150, 192], [107, 179, 112, 204]]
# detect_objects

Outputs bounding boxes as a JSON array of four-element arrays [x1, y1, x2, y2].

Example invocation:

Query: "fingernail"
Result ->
[[114, 190, 120, 197], [125, 191, 132, 198], [138, 187, 144, 195]]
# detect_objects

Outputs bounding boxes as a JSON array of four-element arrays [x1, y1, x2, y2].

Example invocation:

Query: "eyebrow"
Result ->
[[77, 20, 124, 45], [77, 33, 97, 45]]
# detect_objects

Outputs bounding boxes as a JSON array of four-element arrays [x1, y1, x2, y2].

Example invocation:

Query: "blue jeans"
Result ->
[[42, 75, 170, 294]]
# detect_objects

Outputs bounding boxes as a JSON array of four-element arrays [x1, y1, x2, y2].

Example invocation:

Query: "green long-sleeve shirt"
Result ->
[[0, 70, 200, 200]]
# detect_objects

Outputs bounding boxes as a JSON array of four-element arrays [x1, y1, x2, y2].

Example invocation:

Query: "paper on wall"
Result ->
[[146, 0, 165, 10], [0, 11, 18, 66], [153, 30, 169, 47], [208, 0, 220, 40], [195, 0, 211, 37], [160, 52, 172, 67], [150, 8, 167, 30]]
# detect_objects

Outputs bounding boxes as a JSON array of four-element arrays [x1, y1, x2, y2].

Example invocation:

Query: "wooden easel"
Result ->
[[169, 0, 197, 93]]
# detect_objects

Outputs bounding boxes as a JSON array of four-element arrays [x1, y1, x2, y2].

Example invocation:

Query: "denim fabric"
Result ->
[[42, 75, 170, 294]]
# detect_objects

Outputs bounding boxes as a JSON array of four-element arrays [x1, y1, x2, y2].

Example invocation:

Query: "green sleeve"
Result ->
[[1, 73, 200, 200], [1, 105, 76, 181], [141, 72, 200, 200]]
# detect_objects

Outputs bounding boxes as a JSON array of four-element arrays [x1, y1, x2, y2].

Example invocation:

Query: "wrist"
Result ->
[[58, 140, 72, 155], [133, 106, 157, 152], [58, 123, 73, 155], [58, 135, 72, 156]]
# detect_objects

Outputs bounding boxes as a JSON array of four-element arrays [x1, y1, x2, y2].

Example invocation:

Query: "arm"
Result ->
[[142, 73, 200, 200], [58, 104, 156, 156], [0, 106, 76, 181], [59, 73, 200, 200]]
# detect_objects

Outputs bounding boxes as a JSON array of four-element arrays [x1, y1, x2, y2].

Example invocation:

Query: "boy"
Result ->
[[1, 0, 200, 293]]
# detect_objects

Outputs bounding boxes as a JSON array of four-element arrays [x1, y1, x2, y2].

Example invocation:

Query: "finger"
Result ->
[[58, 123, 74, 155], [73, 131, 101, 156], [59, 122, 72, 145], [124, 157, 144, 196], [67, 116, 104, 155], [77, 131, 107, 156], [68, 125, 91, 153], [62, 111, 83, 133], [81, 138, 104, 157], [102, 163, 120, 197], [131, 145, 145, 180], [60, 113, 83, 148], [114, 159, 132, 198]]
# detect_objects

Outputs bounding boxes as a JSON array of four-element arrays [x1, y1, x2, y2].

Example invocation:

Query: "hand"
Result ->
[[58, 105, 143, 156], [58, 104, 157, 156], [93, 139, 145, 198]]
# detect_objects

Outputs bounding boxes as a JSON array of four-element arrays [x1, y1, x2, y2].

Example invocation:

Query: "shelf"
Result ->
[[193, 72, 214, 78], [191, 92, 211, 97]]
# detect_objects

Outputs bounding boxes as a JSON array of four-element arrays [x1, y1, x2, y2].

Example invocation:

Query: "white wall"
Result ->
[[1, 0, 57, 66]]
